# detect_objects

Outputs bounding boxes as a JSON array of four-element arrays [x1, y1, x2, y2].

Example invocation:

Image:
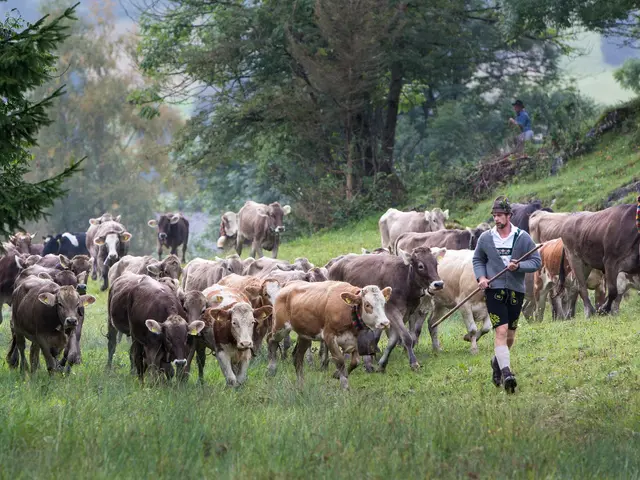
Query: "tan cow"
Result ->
[[378, 207, 448, 253], [236, 201, 292, 259], [416, 248, 491, 354], [108, 254, 182, 286], [394, 223, 490, 253], [181, 256, 244, 292], [268, 281, 391, 390]]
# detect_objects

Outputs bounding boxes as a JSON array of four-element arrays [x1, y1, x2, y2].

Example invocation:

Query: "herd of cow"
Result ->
[[0, 197, 639, 390]]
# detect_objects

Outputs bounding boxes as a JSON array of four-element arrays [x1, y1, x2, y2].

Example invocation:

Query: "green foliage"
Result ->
[[614, 58, 640, 94], [0, 4, 82, 242], [21, 2, 191, 255]]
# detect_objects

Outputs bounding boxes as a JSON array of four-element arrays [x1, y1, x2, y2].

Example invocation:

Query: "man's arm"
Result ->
[[472, 234, 489, 280], [515, 234, 541, 273]]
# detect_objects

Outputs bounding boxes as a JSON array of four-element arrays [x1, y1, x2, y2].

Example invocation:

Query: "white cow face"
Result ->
[[341, 285, 391, 330]]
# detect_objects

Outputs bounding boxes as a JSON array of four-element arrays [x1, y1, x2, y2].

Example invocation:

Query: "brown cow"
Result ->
[[378, 208, 448, 252], [109, 254, 182, 286], [86, 213, 120, 280], [36, 254, 92, 278], [509, 200, 553, 233], [4, 232, 37, 254], [394, 223, 490, 253], [327, 247, 445, 371], [181, 256, 244, 292], [235, 201, 292, 259], [148, 213, 189, 263], [532, 239, 571, 322], [88, 220, 132, 291], [269, 281, 391, 389], [107, 273, 204, 380], [8, 277, 95, 373], [193, 286, 271, 386], [244, 257, 313, 276], [560, 204, 640, 316], [0, 247, 28, 325]]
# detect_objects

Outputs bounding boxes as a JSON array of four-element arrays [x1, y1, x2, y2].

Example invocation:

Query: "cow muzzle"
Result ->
[[376, 320, 391, 329], [428, 281, 445, 294], [159, 233, 168, 241], [64, 317, 78, 328], [76, 284, 87, 295], [172, 359, 187, 368], [275, 226, 285, 233], [238, 341, 253, 351]]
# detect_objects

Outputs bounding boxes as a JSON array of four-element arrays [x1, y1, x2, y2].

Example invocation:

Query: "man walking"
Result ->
[[472, 196, 541, 393]]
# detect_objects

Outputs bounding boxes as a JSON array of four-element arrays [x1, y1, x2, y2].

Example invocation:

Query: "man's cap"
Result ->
[[512, 99, 524, 107], [491, 195, 512, 215]]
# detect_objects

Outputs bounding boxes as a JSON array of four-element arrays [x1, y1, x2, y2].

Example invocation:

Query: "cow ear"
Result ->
[[77, 271, 88, 285], [58, 254, 71, 269], [188, 320, 206, 335], [424, 211, 431, 222], [9, 235, 16, 243], [170, 215, 181, 224], [216, 236, 227, 248], [361, 248, 370, 254], [145, 319, 162, 334], [94, 237, 105, 246], [214, 256, 223, 261], [443, 209, 449, 219], [206, 308, 229, 323], [38, 272, 53, 281], [38, 292, 57, 306], [120, 232, 132, 242], [114, 215, 121, 222], [245, 285, 262, 299], [381, 287, 392, 302], [398, 248, 412, 266], [434, 248, 447, 263], [80, 295, 96, 307], [89, 218, 99, 226], [14, 255, 24, 270], [282, 205, 291, 215], [253, 306, 272, 321], [148, 220, 158, 228], [176, 287, 186, 304], [341, 292, 361, 306], [146, 263, 162, 277], [208, 295, 224, 306], [30, 232, 37, 239]]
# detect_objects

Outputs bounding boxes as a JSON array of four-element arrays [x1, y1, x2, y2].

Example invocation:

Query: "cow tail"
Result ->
[[556, 246, 567, 297]]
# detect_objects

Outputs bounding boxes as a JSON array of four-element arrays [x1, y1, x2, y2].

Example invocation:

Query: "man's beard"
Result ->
[[496, 222, 506, 229]]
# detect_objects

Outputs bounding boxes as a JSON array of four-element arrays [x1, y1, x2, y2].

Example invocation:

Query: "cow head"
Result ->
[[425, 208, 448, 231], [70, 255, 92, 277], [89, 213, 119, 226], [148, 213, 181, 243], [206, 303, 272, 352], [259, 202, 291, 234], [341, 285, 391, 330], [147, 254, 182, 280], [25, 255, 41, 267], [38, 285, 95, 330], [145, 314, 204, 375], [399, 246, 446, 294], [217, 212, 239, 248], [260, 278, 281, 306], [468, 223, 491, 250], [293, 257, 313, 272], [42, 235, 59, 255], [94, 231, 132, 266], [182, 290, 208, 325], [306, 267, 328, 282], [9, 232, 35, 254]]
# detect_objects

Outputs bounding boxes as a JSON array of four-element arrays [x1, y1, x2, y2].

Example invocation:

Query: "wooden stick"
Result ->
[[430, 243, 545, 330]]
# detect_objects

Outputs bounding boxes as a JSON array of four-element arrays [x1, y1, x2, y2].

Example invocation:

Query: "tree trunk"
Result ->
[[346, 116, 353, 201], [381, 61, 403, 174]]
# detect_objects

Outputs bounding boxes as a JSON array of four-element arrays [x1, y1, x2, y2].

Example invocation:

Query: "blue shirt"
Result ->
[[516, 110, 532, 132]]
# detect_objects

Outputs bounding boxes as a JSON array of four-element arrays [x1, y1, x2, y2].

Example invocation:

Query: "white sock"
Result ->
[[495, 345, 510, 370]]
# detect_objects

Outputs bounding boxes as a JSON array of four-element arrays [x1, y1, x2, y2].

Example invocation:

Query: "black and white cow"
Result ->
[[42, 232, 90, 257]]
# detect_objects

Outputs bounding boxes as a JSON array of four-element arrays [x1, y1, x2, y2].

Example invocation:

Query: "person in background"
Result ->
[[509, 99, 533, 155]]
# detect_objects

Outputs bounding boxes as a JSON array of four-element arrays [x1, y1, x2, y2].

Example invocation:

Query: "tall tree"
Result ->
[[24, 1, 189, 254], [0, 4, 82, 242]]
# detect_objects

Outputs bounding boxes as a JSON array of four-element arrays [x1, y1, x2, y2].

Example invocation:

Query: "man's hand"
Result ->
[[509, 118, 517, 125], [478, 276, 490, 290], [508, 260, 519, 271]]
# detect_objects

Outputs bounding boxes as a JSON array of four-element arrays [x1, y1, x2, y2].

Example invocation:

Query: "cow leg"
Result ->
[[412, 296, 432, 346], [131, 341, 145, 379], [326, 335, 350, 390], [268, 326, 290, 375], [216, 349, 238, 387], [107, 322, 118, 369], [565, 252, 595, 318], [271, 237, 280, 259], [460, 304, 479, 354], [181, 236, 188, 264], [535, 284, 550, 322], [347, 350, 360, 374], [281, 332, 292, 360], [235, 233, 244, 257], [427, 307, 445, 353], [100, 265, 109, 292], [16, 335, 27, 374], [250, 239, 262, 259], [236, 350, 252, 385], [157, 241, 163, 261], [38, 338, 60, 373], [550, 293, 565, 320], [319, 341, 330, 370], [186, 340, 207, 384], [293, 338, 312, 388], [91, 254, 98, 281], [600, 264, 621, 314], [378, 325, 400, 372], [29, 343, 41, 374]]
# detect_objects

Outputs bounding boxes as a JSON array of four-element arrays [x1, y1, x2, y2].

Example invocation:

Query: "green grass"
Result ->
[[0, 281, 639, 478]]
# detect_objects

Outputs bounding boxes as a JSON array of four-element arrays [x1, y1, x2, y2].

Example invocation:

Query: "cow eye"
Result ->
[[418, 263, 424, 270], [201, 307, 206, 314], [365, 303, 371, 309]]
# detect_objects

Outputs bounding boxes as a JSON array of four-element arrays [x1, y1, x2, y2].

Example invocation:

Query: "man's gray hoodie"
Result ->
[[472, 227, 541, 293]]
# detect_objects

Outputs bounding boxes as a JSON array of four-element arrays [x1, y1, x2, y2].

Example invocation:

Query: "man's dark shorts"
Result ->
[[485, 288, 525, 330]]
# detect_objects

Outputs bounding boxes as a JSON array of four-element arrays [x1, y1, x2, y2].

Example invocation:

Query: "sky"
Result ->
[[3, 0, 639, 107]]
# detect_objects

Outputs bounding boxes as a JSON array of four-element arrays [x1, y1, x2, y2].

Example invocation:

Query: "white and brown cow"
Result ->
[[378, 207, 448, 253], [268, 281, 391, 390], [235, 201, 292, 259]]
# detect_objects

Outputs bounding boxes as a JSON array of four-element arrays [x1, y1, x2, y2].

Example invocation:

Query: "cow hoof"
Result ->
[[410, 362, 420, 371], [363, 365, 375, 373], [226, 380, 238, 388], [463, 333, 473, 342], [266, 365, 277, 377], [339, 378, 350, 390], [470, 347, 479, 355]]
